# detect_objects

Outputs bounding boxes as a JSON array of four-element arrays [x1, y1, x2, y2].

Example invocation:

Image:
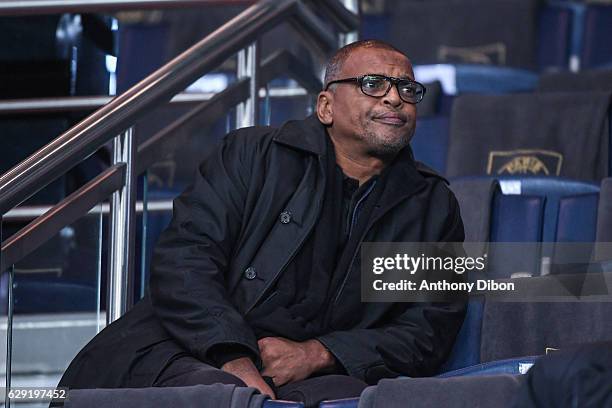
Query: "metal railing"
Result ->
[[0, 0, 337, 214], [0, 0, 255, 16], [0, 86, 310, 116], [0, 0, 356, 317], [0, 2, 357, 402], [0, 47, 324, 274]]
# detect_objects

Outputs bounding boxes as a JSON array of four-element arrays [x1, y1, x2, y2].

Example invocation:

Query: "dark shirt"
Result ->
[[340, 169, 381, 245]]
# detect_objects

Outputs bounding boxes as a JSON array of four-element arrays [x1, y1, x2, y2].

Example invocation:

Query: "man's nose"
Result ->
[[382, 84, 403, 107]]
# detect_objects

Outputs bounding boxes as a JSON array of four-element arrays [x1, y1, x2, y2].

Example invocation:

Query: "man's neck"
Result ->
[[329, 135, 387, 186]]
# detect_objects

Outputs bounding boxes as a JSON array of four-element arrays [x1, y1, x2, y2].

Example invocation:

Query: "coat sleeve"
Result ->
[[317, 187, 467, 383], [148, 130, 263, 368]]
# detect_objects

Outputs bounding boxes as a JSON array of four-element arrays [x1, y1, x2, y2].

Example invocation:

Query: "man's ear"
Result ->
[[316, 91, 333, 125]]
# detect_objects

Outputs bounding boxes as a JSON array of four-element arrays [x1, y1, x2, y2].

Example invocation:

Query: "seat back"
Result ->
[[537, 69, 612, 93], [481, 298, 612, 363], [488, 192, 545, 278], [411, 116, 450, 175], [439, 296, 485, 371], [387, 0, 540, 68], [555, 193, 599, 243], [596, 178, 612, 244], [537, 3, 572, 71], [447, 92, 612, 181], [581, 5, 612, 69], [503, 177, 600, 242], [595, 178, 612, 262]]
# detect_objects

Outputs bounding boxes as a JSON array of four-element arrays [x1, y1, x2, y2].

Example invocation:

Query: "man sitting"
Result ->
[[58, 39, 466, 407]]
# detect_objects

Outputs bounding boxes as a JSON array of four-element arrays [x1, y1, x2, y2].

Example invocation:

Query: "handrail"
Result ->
[[138, 49, 323, 172], [1, 164, 126, 272], [137, 78, 250, 173], [0, 0, 358, 381], [0, 93, 218, 115], [259, 50, 322, 93], [0, 0, 341, 214], [3, 199, 173, 222], [0, 86, 310, 116], [0, 48, 322, 117], [0, 0, 254, 16], [0, 47, 325, 270], [311, 0, 359, 33]]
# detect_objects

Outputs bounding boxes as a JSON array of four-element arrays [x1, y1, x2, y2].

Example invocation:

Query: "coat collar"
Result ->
[[375, 145, 429, 212], [272, 114, 327, 156], [273, 115, 438, 207]]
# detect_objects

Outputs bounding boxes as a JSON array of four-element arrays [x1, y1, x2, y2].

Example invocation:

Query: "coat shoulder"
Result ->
[[224, 125, 277, 148], [211, 125, 278, 168], [414, 161, 449, 185]]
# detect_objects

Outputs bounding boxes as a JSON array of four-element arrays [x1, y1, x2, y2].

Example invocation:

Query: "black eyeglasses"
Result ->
[[325, 74, 426, 104]]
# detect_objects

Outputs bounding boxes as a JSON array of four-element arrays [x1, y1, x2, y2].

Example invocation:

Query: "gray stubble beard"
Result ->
[[362, 125, 413, 159]]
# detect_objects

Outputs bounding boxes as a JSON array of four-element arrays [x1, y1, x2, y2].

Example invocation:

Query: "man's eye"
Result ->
[[363, 78, 386, 89], [399, 83, 417, 95]]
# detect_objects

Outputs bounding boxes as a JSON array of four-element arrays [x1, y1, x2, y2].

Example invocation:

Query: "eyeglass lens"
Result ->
[[361, 75, 424, 103]]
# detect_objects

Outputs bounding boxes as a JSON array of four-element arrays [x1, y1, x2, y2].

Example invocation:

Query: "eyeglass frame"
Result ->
[[324, 74, 427, 104]]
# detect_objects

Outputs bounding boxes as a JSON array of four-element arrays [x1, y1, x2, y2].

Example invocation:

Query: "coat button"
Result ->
[[279, 211, 292, 224], [244, 266, 257, 280]]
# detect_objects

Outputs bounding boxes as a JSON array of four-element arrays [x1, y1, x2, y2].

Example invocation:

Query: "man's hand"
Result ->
[[221, 357, 276, 399], [259, 337, 336, 387]]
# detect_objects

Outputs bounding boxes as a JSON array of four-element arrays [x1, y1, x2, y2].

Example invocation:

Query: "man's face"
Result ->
[[320, 48, 417, 158]]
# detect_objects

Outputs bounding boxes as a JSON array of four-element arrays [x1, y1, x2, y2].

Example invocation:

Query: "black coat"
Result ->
[[59, 115, 466, 389]]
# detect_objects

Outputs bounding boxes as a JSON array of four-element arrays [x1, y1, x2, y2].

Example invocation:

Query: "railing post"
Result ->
[[339, 0, 359, 46], [236, 42, 259, 128], [107, 127, 136, 324], [4, 264, 14, 408]]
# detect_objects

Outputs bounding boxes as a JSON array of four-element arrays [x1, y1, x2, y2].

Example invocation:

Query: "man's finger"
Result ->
[[258, 337, 273, 347], [271, 375, 286, 387], [259, 385, 276, 400]]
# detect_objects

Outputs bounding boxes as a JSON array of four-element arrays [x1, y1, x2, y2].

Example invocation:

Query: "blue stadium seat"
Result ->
[[490, 192, 545, 242], [0, 274, 97, 314], [545, 1, 587, 71], [454, 65, 538, 94], [490, 178, 600, 276], [417, 81, 443, 117], [437, 355, 540, 378], [359, 13, 389, 44], [596, 178, 612, 245], [414, 64, 538, 95], [116, 21, 170, 93], [488, 192, 544, 278], [555, 192, 599, 243], [1, 215, 103, 314], [551, 193, 598, 274], [264, 401, 303, 408], [450, 176, 600, 277], [537, 3, 572, 71], [439, 296, 484, 371], [319, 398, 358, 408], [499, 177, 600, 242], [581, 4, 612, 69], [411, 116, 450, 175]]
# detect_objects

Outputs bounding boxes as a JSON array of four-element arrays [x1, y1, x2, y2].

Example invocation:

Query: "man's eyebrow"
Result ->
[[366, 73, 414, 80]]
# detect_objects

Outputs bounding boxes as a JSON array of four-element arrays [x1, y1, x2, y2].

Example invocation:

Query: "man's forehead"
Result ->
[[340, 48, 414, 78]]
